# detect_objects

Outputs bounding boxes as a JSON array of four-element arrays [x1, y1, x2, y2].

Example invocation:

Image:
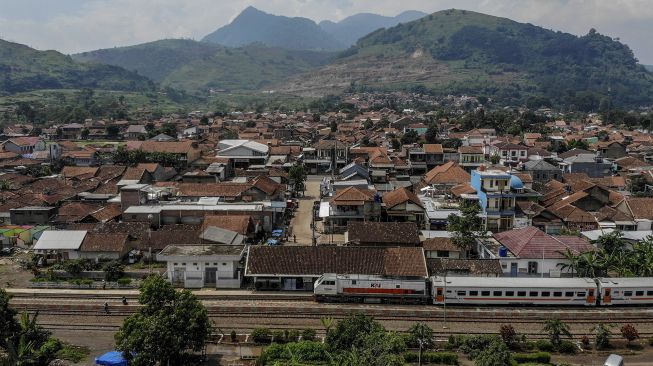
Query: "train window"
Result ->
[[636, 291, 644, 296], [481, 291, 490, 296], [469, 291, 478, 296], [529, 291, 538, 297], [517, 291, 526, 297], [352, 280, 357, 285], [553, 292, 562, 297], [493, 291, 502, 296], [457, 291, 466, 296], [541, 291, 550, 297], [565, 292, 574, 297], [648, 291, 653, 296], [577, 292, 585, 297], [505, 291, 514, 296], [624, 291, 633, 296], [396, 285, 401, 289]]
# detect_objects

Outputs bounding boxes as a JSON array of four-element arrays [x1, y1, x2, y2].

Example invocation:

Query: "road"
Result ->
[[289, 176, 322, 245]]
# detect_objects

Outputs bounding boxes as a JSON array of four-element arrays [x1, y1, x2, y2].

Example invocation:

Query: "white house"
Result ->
[[33, 230, 87, 261], [476, 226, 594, 277], [216, 139, 269, 169], [157, 244, 246, 289]]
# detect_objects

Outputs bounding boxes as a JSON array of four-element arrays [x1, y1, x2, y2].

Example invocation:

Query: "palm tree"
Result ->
[[631, 238, 653, 276], [577, 250, 608, 278], [543, 318, 572, 347], [607, 250, 635, 277], [321, 316, 335, 335], [556, 248, 580, 277], [409, 323, 434, 366]]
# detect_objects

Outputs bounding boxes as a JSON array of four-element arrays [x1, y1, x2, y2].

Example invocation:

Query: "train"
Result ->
[[313, 274, 653, 306]]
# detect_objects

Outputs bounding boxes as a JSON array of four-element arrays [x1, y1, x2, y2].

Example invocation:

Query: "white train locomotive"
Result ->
[[313, 274, 653, 306]]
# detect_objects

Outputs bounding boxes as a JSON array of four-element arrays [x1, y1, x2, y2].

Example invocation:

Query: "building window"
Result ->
[[436, 250, 449, 258], [527, 261, 538, 274]]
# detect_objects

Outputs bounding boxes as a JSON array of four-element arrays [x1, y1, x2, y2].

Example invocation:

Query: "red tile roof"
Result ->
[[493, 226, 593, 259]]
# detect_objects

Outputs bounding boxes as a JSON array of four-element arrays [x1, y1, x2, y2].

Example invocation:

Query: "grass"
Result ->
[[56, 344, 90, 363]]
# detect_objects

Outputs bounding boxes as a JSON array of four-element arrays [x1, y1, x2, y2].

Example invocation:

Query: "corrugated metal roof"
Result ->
[[33, 230, 86, 250]]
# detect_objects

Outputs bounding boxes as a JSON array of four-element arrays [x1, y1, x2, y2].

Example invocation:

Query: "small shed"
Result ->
[[33, 230, 87, 260]]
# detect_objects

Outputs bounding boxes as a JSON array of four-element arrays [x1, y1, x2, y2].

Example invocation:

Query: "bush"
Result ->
[[258, 343, 285, 364], [286, 329, 300, 343], [55, 344, 88, 363], [558, 340, 577, 354], [301, 328, 316, 341], [271, 330, 285, 343], [535, 339, 554, 352], [405, 351, 458, 364], [456, 334, 502, 359], [103, 260, 125, 281], [581, 335, 591, 349], [251, 328, 271, 344], [512, 352, 551, 364], [500, 324, 518, 347], [116, 278, 132, 285], [259, 341, 329, 365], [230, 330, 237, 343], [38, 337, 63, 360], [621, 324, 639, 344]]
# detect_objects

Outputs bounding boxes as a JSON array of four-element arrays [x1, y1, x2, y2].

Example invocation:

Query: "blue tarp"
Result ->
[[95, 351, 128, 366], [267, 239, 279, 245]]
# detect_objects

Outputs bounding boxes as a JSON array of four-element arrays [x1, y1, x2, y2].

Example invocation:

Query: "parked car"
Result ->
[[604, 354, 624, 366]]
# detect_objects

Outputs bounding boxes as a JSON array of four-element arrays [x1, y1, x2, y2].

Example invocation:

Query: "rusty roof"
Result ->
[[347, 222, 420, 245]]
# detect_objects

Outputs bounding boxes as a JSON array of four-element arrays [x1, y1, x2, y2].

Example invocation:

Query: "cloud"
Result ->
[[0, 0, 651, 63]]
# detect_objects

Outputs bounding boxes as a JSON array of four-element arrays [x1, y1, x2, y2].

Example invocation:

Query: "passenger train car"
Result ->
[[597, 277, 653, 306], [313, 273, 428, 303], [313, 273, 653, 307], [431, 277, 598, 306]]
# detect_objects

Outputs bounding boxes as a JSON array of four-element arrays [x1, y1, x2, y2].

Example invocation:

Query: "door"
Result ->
[[510, 263, 518, 277], [435, 287, 444, 303], [603, 288, 612, 305], [205, 267, 217, 286], [587, 288, 596, 305]]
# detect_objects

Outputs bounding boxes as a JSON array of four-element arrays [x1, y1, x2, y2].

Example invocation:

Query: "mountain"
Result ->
[[319, 11, 427, 46], [278, 9, 653, 109], [202, 6, 344, 51], [646, 65, 653, 72], [74, 39, 335, 92], [0, 39, 154, 94]]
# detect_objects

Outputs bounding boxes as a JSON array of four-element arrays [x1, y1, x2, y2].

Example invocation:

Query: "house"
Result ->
[[345, 221, 420, 246], [477, 226, 594, 277], [426, 258, 502, 277], [10, 206, 56, 225], [216, 139, 269, 170], [470, 168, 518, 232], [382, 187, 425, 226], [559, 154, 612, 178], [139, 141, 200, 166], [423, 144, 444, 170], [523, 160, 562, 187], [125, 125, 148, 140], [245, 246, 428, 291], [422, 237, 461, 259], [489, 142, 528, 165], [421, 162, 471, 194], [596, 141, 627, 160], [313, 139, 348, 171], [339, 162, 370, 182], [458, 146, 484, 172], [158, 244, 246, 288], [33, 230, 87, 261], [320, 186, 381, 233], [199, 226, 246, 245], [202, 215, 257, 238], [78, 233, 129, 260], [2, 137, 45, 154]]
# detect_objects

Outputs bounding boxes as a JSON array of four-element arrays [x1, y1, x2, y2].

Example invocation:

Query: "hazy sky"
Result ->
[[0, 0, 651, 63]]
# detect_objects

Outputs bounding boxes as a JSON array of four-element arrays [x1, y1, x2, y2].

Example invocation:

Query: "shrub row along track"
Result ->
[[10, 293, 653, 338]]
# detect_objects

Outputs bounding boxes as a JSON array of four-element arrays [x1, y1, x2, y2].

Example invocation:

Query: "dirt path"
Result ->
[[289, 177, 321, 245]]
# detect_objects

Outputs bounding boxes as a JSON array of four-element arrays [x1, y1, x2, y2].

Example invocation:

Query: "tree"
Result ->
[[620, 324, 639, 345], [400, 130, 419, 145], [390, 138, 401, 150], [499, 324, 518, 349], [542, 318, 572, 348], [409, 323, 434, 366], [447, 200, 485, 251], [288, 164, 307, 196], [0, 289, 19, 350], [556, 248, 581, 277], [363, 118, 373, 130], [330, 120, 337, 132], [115, 275, 212, 366], [474, 339, 512, 366], [80, 128, 90, 139], [424, 124, 439, 144], [106, 125, 120, 137], [326, 313, 383, 352], [596, 231, 625, 254], [489, 154, 501, 164], [102, 261, 125, 282], [593, 323, 612, 350], [320, 316, 334, 335]]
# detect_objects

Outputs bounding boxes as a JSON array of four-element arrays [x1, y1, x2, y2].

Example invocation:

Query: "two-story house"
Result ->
[[320, 186, 381, 233], [471, 167, 518, 232], [523, 160, 562, 187], [215, 139, 269, 170], [423, 144, 444, 170], [489, 142, 529, 166], [458, 146, 484, 172]]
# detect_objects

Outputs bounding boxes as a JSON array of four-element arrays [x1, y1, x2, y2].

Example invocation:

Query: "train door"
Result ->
[[603, 288, 612, 305], [587, 288, 596, 305], [434, 287, 444, 304]]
